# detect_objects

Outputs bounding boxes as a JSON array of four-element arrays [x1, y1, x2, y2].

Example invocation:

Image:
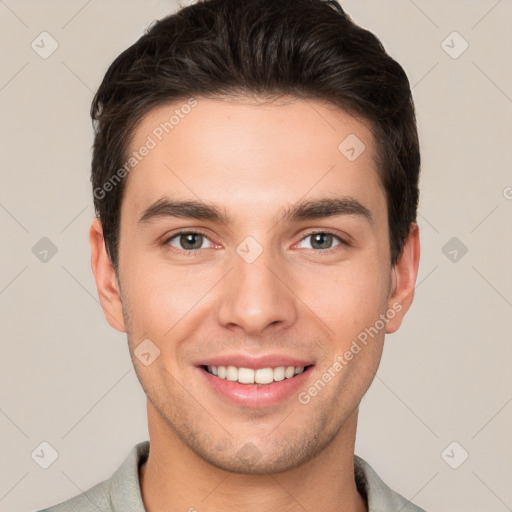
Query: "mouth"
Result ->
[[198, 361, 315, 408], [201, 364, 313, 385]]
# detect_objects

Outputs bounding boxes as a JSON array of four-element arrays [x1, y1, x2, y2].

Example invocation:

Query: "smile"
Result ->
[[204, 365, 307, 384], [198, 356, 315, 407]]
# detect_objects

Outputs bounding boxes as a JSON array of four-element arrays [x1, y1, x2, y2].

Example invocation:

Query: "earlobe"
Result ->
[[89, 219, 126, 333], [386, 223, 420, 334]]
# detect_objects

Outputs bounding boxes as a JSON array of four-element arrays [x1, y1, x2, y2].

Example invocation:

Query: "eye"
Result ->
[[163, 230, 347, 254], [165, 231, 215, 252], [296, 231, 345, 251]]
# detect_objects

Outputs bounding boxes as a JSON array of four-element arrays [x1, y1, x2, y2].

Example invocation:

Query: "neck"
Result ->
[[140, 402, 367, 512]]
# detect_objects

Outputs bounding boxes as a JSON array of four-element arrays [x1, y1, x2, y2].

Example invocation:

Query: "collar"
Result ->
[[108, 441, 425, 512]]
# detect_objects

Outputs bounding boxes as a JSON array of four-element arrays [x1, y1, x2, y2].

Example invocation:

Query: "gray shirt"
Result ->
[[36, 441, 427, 512]]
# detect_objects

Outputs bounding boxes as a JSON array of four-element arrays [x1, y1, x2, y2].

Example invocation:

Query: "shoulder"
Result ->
[[354, 455, 428, 512], [34, 479, 110, 512], [34, 441, 150, 512]]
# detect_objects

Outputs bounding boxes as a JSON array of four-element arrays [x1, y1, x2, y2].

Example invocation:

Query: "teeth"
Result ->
[[285, 366, 295, 379], [273, 366, 285, 381], [207, 365, 307, 384], [255, 367, 274, 384], [238, 367, 255, 384], [226, 365, 238, 381]]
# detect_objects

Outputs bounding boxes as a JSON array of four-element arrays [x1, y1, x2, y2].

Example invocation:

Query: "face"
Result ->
[[91, 96, 419, 474]]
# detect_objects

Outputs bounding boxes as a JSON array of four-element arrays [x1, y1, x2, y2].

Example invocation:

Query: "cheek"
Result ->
[[119, 234, 391, 346], [120, 257, 220, 338], [295, 260, 390, 341]]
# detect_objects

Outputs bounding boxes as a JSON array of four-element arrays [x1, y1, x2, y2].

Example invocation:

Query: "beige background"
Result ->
[[1, 1, 511, 511]]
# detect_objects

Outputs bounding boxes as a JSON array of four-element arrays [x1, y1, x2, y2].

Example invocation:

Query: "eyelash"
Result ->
[[162, 229, 348, 255]]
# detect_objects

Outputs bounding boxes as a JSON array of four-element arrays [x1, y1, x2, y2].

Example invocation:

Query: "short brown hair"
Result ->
[[91, 0, 420, 268]]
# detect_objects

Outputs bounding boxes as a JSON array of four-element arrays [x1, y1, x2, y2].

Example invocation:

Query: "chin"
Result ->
[[190, 429, 329, 475]]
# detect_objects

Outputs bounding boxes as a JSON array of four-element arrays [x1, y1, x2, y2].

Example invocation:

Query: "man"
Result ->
[[39, 0, 425, 510]]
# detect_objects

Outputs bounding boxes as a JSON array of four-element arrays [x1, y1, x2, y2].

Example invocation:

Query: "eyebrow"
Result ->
[[138, 196, 373, 227]]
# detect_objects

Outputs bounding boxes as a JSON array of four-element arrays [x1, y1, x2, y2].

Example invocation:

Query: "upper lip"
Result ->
[[196, 353, 314, 369]]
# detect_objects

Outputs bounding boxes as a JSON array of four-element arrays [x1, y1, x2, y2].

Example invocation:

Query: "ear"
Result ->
[[89, 219, 126, 332], [386, 222, 420, 334]]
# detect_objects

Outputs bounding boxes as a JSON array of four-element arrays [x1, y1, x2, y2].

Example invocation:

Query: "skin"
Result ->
[[90, 96, 420, 512]]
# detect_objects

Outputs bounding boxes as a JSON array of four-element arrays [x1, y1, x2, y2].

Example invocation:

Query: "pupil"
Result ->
[[178, 233, 333, 250], [312, 233, 331, 249], [182, 233, 202, 250]]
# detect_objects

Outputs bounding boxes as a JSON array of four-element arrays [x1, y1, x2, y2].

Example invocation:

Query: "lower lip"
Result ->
[[198, 366, 313, 408]]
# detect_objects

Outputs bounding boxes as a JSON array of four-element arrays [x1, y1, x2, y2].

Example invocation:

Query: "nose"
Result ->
[[216, 244, 298, 336]]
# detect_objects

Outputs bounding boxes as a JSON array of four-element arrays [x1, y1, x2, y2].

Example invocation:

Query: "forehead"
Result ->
[[121, 96, 385, 223]]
